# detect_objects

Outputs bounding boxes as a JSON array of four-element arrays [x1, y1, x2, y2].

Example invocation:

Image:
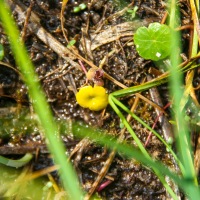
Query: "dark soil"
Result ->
[[0, 0, 199, 199]]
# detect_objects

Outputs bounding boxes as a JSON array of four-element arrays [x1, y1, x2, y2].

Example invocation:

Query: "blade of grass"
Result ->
[[110, 95, 184, 173], [73, 122, 200, 199], [108, 95, 178, 199], [0, 2, 83, 199], [111, 60, 200, 99], [0, 154, 33, 168], [108, 95, 149, 157], [168, 0, 197, 183]]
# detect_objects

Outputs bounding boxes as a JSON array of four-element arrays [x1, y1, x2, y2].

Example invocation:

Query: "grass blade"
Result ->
[[0, 2, 83, 199], [168, 0, 197, 183]]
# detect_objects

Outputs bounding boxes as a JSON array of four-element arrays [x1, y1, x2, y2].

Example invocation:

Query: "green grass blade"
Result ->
[[0, 2, 83, 199], [109, 95, 178, 199], [168, 0, 197, 184], [73, 122, 200, 199], [111, 75, 168, 98], [111, 95, 184, 172], [108, 95, 149, 157], [0, 154, 33, 168]]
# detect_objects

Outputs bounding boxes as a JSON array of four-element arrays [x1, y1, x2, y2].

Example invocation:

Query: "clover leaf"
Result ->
[[134, 22, 172, 61]]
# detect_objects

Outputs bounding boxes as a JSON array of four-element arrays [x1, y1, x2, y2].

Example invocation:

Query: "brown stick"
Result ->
[[147, 75, 174, 142]]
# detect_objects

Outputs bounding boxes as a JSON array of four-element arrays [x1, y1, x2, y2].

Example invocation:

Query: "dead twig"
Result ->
[[194, 133, 200, 174], [21, 0, 33, 41], [190, 0, 200, 46], [60, 0, 69, 43], [147, 75, 174, 143]]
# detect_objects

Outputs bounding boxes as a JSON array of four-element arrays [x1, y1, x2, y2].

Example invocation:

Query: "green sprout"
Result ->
[[67, 39, 76, 48], [127, 6, 138, 19], [134, 22, 172, 61], [73, 6, 81, 13], [73, 3, 87, 13], [0, 43, 4, 60], [79, 3, 87, 10]]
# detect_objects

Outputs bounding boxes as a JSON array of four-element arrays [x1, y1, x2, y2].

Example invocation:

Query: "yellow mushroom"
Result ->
[[76, 85, 108, 111]]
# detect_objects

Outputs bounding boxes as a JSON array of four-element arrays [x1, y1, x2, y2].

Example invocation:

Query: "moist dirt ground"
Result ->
[[0, 0, 199, 199]]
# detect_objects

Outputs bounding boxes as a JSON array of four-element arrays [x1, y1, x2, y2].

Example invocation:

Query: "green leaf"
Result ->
[[0, 43, 4, 60], [127, 6, 138, 19], [79, 3, 87, 10], [67, 39, 76, 48], [73, 6, 81, 13], [134, 22, 172, 61]]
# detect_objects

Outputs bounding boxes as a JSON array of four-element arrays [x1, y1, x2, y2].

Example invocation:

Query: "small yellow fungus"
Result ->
[[76, 86, 108, 111]]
